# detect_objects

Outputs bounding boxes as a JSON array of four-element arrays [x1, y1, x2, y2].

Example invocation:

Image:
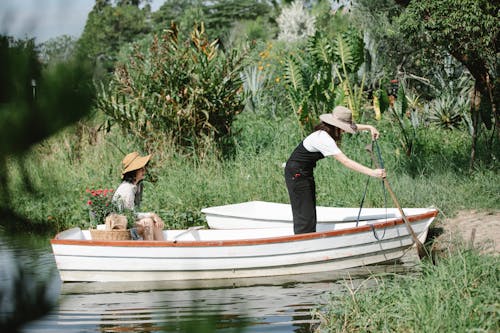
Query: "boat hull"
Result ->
[[51, 210, 437, 282]]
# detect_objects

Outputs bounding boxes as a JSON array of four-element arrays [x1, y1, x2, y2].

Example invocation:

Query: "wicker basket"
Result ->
[[90, 229, 131, 241]]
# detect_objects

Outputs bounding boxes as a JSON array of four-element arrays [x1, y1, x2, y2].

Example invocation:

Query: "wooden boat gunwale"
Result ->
[[51, 210, 438, 247]]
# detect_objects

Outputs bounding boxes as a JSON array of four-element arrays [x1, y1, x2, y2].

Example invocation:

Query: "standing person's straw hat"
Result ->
[[121, 152, 151, 177], [319, 106, 358, 134]]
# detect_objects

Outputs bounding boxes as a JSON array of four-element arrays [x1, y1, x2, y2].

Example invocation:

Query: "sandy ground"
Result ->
[[431, 210, 500, 255]]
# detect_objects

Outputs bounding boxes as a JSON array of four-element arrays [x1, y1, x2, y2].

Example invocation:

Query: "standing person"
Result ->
[[112, 152, 165, 240], [285, 106, 386, 234]]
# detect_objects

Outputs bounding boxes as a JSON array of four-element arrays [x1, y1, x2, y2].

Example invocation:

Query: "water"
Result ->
[[0, 231, 419, 333]]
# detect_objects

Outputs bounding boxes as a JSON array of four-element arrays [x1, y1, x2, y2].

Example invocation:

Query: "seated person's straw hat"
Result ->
[[121, 152, 151, 177]]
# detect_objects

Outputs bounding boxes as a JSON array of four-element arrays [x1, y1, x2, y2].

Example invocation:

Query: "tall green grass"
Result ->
[[5, 112, 499, 231], [313, 248, 499, 332]]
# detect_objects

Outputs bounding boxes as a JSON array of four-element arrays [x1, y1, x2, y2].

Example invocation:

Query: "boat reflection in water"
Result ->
[[23, 257, 419, 333]]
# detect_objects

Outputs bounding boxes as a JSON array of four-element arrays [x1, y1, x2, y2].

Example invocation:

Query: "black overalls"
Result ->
[[285, 142, 325, 234]]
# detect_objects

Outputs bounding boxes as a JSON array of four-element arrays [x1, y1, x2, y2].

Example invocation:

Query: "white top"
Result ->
[[112, 182, 150, 219], [303, 130, 342, 157]]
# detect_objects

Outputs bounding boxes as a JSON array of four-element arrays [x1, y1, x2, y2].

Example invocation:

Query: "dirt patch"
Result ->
[[431, 210, 500, 255]]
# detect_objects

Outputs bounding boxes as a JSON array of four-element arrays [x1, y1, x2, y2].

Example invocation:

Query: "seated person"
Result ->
[[112, 152, 165, 241]]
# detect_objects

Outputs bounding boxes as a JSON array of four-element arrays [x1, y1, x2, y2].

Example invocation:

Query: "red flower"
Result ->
[[85, 187, 116, 226]]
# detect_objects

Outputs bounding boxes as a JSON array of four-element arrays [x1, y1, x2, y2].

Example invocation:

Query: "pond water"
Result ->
[[0, 231, 419, 333]]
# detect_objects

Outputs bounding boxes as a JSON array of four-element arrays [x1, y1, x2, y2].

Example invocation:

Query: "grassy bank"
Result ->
[[4, 112, 499, 232], [313, 248, 499, 332], [3, 112, 499, 333]]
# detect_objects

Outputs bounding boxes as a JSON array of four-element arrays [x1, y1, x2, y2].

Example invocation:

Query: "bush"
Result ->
[[97, 23, 251, 156]]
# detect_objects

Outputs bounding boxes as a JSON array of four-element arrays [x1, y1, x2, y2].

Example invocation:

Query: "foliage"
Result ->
[[397, 0, 499, 162], [153, 0, 276, 47], [277, 0, 316, 42], [372, 88, 390, 120], [38, 35, 77, 65], [314, 248, 500, 332], [384, 82, 430, 176], [227, 16, 278, 47], [241, 65, 269, 113], [0, 35, 95, 225], [76, 0, 152, 76], [399, 0, 498, 82], [332, 32, 366, 118], [152, 0, 206, 37], [351, 0, 487, 117], [425, 71, 474, 131], [389, 85, 416, 156], [0, 34, 94, 329], [282, 27, 364, 130], [427, 94, 468, 131], [97, 23, 251, 155], [238, 41, 290, 118], [351, 0, 408, 87], [203, 0, 275, 45]]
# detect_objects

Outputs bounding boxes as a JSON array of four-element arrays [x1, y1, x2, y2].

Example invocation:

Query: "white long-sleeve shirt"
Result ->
[[112, 181, 151, 219]]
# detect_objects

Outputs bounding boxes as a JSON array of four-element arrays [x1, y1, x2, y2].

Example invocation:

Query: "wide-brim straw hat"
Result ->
[[121, 151, 151, 177], [319, 106, 358, 134]]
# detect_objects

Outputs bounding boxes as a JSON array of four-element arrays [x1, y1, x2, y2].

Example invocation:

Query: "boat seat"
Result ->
[[172, 226, 205, 243]]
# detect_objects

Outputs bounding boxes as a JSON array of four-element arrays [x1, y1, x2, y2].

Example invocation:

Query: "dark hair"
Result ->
[[314, 122, 342, 143], [122, 170, 137, 184], [121, 169, 143, 208]]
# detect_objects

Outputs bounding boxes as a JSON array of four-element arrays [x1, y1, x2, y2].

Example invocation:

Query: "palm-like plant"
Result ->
[[332, 33, 365, 118], [427, 94, 468, 130], [282, 28, 365, 131], [241, 65, 269, 113], [426, 71, 473, 131], [390, 85, 425, 157]]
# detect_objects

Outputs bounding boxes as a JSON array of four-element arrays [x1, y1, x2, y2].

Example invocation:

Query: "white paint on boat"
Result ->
[[51, 209, 438, 282]]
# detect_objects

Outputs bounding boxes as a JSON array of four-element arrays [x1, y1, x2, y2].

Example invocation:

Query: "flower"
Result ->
[[85, 188, 115, 227]]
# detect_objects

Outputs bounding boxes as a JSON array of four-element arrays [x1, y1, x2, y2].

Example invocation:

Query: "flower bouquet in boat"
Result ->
[[85, 188, 131, 240], [50, 202, 438, 283]]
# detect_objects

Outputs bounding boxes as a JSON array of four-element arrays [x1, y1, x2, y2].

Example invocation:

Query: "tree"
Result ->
[[77, 0, 152, 75], [204, 0, 274, 44], [152, 0, 206, 36], [396, 0, 499, 167], [39, 35, 77, 65], [153, 0, 275, 47], [0, 35, 94, 226]]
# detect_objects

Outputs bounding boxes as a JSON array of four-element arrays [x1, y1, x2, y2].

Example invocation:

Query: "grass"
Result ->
[[313, 247, 499, 332], [4, 111, 499, 232], [2, 111, 499, 333]]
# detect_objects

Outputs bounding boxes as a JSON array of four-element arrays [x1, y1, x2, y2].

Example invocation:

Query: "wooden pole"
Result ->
[[366, 142, 428, 258]]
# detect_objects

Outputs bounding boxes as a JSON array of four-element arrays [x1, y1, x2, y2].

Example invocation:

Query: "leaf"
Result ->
[[283, 55, 304, 92]]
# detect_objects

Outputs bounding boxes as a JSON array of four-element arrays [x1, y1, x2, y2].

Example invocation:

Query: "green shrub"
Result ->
[[97, 23, 251, 155]]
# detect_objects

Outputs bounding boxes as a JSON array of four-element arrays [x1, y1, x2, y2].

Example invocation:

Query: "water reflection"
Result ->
[[0, 232, 420, 332], [45, 283, 332, 332]]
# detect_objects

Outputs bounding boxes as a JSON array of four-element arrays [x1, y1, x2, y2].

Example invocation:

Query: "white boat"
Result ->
[[202, 201, 433, 231], [51, 207, 437, 283]]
